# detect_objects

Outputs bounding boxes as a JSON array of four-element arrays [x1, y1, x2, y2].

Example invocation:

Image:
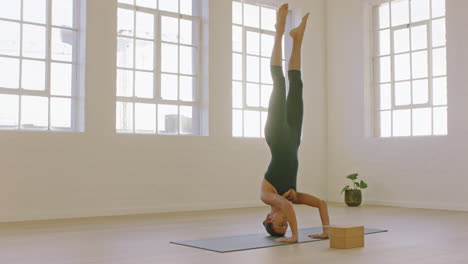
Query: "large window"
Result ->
[[374, 0, 447, 137], [116, 0, 201, 135], [232, 1, 289, 138], [0, 0, 82, 131]]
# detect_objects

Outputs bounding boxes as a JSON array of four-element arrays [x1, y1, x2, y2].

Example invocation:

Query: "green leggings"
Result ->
[[264, 66, 303, 195]]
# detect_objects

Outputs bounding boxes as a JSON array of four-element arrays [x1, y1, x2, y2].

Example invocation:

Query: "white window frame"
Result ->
[[373, 0, 447, 137], [232, 0, 291, 138], [116, 0, 202, 136], [0, 0, 83, 132]]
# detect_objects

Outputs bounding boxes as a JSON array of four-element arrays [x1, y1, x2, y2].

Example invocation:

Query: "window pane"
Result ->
[[244, 110, 260, 137], [116, 101, 133, 133], [0, 21, 20, 56], [117, 69, 133, 97], [412, 79, 428, 104], [180, 0, 193, 15], [180, 19, 194, 45], [246, 56, 259, 82], [135, 103, 156, 133], [261, 7, 276, 31], [117, 37, 134, 68], [232, 53, 243, 81], [135, 71, 153, 98], [433, 48, 446, 76], [23, 0, 46, 24], [119, 0, 134, 4], [21, 96, 48, 129], [161, 74, 178, 100], [136, 0, 156, 9], [391, 0, 409, 27], [261, 33, 274, 57], [161, 43, 178, 73], [246, 31, 260, 55], [180, 46, 196, 75], [159, 0, 178, 12], [432, 0, 445, 18], [0, 94, 19, 129], [394, 53, 411, 81], [380, 110, 391, 137], [22, 24, 46, 59], [0, 0, 20, 20], [393, 28, 410, 53], [161, 16, 178, 43], [158, 104, 178, 134], [233, 109, 243, 137], [432, 18, 446, 47], [395, 81, 411, 106], [52, 28, 75, 62], [433, 77, 447, 105], [135, 40, 153, 70], [246, 82, 260, 107], [380, 83, 391, 110], [412, 108, 431, 136], [232, 1, 242, 24], [433, 106, 447, 135], [412, 51, 428, 79], [180, 106, 193, 134], [51, 97, 71, 129], [0, 57, 19, 89], [233, 81, 242, 108], [180, 76, 195, 102], [393, 109, 411, 137], [411, 25, 427, 50], [52, 0, 74, 28], [261, 58, 273, 85], [379, 29, 390, 56], [51, 63, 72, 96], [233, 25, 243, 52], [22, 60, 46, 91], [411, 0, 430, 22], [379, 3, 390, 29], [136, 12, 154, 39], [379, 56, 391, 83], [118, 8, 134, 37], [244, 4, 259, 28], [261, 84, 272, 108]]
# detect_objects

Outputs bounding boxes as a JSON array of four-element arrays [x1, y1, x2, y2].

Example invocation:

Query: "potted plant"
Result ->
[[341, 173, 368, 207]]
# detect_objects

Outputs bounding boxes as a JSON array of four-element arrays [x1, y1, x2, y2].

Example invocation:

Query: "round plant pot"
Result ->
[[345, 189, 362, 207]]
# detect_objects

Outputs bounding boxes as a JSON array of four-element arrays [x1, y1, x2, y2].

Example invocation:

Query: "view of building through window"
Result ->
[[0, 0, 81, 131], [374, 0, 447, 137], [116, 0, 201, 135]]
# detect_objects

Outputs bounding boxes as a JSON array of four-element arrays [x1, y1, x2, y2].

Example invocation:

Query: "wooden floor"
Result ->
[[1, 203, 467, 264]]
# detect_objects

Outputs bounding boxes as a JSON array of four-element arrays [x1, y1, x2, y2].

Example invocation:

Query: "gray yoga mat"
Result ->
[[171, 227, 387, 253]]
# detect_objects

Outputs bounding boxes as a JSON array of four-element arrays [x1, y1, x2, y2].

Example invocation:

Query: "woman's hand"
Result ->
[[276, 235, 298, 243], [308, 232, 329, 239], [282, 189, 298, 203]]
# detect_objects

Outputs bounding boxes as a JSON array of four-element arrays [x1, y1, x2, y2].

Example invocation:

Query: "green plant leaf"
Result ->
[[360, 180, 368, 189], [346, 173, 358, 181], [340, 185, 350, 195], [354, 182, 360, 189]]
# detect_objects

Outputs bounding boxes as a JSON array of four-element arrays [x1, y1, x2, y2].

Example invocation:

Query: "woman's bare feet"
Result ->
[[290, 13, 310, 41], [275, 3, 289, 34]]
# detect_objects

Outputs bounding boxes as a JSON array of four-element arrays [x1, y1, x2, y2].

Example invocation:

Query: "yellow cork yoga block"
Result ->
[[328, 226, 365, 249]]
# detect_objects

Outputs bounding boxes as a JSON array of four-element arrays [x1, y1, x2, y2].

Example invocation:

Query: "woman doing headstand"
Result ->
[[260, 3, 331, 243]]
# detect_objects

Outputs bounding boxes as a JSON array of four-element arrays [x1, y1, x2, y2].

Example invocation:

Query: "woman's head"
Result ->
[[263, 211, 288, 236]]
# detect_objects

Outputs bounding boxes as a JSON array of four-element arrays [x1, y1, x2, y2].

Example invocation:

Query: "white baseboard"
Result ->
[[332, 199, 468, 212], [0, 201, 265, 223]]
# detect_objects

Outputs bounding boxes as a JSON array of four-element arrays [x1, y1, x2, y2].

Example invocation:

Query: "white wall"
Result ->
[[326, 0, 468, 210], [0, 0, 327, 222]]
